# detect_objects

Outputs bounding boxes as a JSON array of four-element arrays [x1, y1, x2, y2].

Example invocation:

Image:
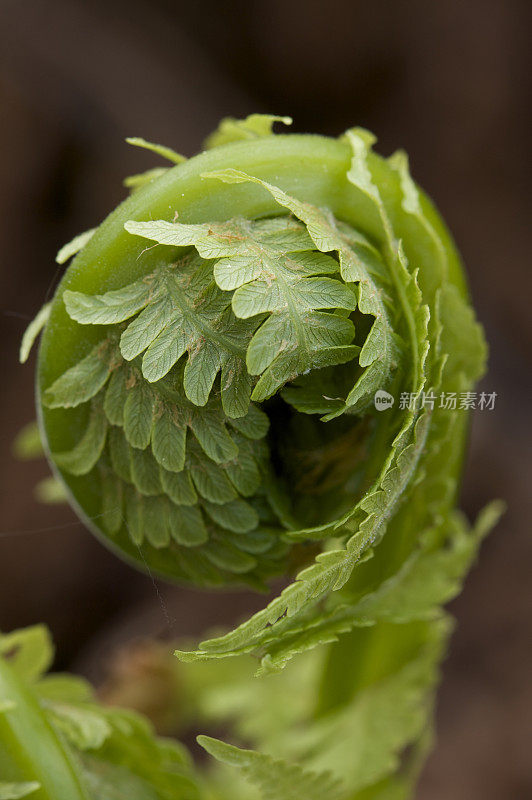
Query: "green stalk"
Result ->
[[0, 658, 89, 800]]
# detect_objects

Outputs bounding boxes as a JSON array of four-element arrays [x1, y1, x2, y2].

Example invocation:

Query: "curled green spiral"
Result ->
[[33, 119, 474, 586], [18, 114, 502, 800]]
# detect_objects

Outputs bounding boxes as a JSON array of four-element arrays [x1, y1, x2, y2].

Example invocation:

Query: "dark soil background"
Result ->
[[0, 1, 530, 797]]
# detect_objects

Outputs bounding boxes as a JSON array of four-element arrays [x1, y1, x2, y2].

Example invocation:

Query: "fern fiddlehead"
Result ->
[[18, 115, 501, 799]]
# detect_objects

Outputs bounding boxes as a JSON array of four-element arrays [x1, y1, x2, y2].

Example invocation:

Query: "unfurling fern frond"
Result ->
[[18, 115, 500, 800]]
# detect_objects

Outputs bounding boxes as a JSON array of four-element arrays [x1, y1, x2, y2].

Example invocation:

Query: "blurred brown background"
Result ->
[[0, 1, 530, 797]]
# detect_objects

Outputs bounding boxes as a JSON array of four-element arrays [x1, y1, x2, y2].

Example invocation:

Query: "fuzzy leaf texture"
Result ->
[[21, 115, 500, 800]]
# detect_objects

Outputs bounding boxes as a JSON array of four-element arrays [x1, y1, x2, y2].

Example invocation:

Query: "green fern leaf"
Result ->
[[198, 736, 344, 800]]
